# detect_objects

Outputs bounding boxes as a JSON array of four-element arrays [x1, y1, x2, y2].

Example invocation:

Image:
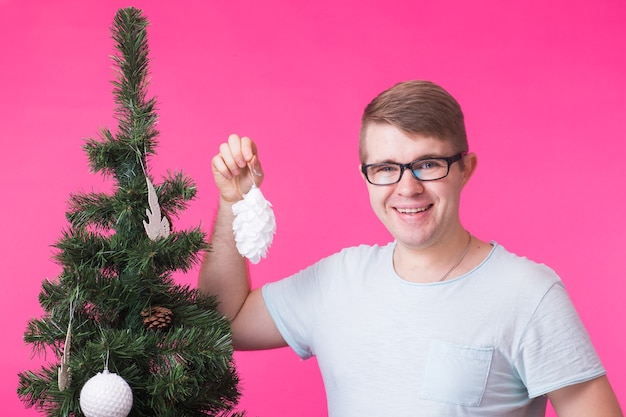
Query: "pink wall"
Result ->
[[1, 0, 624, 415]]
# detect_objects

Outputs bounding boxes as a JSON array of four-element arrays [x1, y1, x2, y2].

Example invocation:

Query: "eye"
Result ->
[[372, 164, 399, 174], [414, 159, 445, 170]]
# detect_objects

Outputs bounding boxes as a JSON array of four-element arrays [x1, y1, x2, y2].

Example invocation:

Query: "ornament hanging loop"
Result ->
[[103, 349, 110, 372], [247, 155, 262, 188]]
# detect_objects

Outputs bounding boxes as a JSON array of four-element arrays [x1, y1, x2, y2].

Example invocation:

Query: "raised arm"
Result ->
[[198, 134, 286, 350]]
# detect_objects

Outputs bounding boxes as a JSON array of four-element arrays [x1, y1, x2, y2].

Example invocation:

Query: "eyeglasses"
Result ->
[[361, 152, 466, 185]]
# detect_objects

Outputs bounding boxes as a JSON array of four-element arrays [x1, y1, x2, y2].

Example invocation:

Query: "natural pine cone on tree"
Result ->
[[141, 306, 173, 330]]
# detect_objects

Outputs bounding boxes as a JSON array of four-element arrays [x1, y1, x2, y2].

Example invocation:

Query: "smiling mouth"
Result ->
[[395, 204, 432, 214]]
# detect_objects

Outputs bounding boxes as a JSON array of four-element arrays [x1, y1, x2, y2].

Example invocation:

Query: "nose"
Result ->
[[396, 167, 425, 195]]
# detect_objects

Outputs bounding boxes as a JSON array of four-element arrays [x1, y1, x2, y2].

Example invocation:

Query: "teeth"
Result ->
[[397, 206, 429, 214]]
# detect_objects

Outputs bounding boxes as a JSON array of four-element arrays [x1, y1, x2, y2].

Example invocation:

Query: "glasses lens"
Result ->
[[366, 164, 401, 185], [410, 159, 449, 181]]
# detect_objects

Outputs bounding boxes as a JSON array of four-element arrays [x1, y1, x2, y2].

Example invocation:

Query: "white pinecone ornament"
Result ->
[[232, 184, 276, 264], [79, 369, 133, 417]]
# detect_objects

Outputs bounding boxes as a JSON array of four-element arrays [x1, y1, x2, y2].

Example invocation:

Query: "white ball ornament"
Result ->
[[79, 369, 133, 417]]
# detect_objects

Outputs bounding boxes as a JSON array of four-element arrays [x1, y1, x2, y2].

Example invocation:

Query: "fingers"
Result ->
[[248, 154, 263, 178], [227, 133, 249, 171], [238, 135, 257, 165], [212, 134, 263, 201], [213, 134, 257, 179]]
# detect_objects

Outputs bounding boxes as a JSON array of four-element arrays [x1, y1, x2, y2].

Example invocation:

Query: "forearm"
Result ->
[[198, 197, 250, 321]]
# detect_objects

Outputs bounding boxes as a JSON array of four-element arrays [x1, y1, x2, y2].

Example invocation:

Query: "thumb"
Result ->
[[248, 154, 264, 187]]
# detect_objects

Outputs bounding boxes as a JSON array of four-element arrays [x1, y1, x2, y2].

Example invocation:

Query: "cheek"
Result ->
[[367, 186, 378, 208], [437, 185, 463, 211], [367, 186, 387, 213]]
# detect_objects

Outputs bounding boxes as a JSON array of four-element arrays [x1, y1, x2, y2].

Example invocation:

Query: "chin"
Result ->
[[396, 227, 440, 247]]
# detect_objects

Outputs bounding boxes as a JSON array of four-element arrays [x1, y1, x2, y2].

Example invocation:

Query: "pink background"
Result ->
[[1, 0, 624, 415]]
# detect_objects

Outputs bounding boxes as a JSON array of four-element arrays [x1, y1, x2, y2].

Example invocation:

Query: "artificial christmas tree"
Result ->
[[17, 7, 244, 417]]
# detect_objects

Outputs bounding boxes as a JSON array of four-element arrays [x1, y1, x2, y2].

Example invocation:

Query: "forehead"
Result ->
[[361, 123, 454, 163]]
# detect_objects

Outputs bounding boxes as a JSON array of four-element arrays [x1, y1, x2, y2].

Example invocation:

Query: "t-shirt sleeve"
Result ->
[[514, 281, 606, 398], [262, 258, 329, 360]]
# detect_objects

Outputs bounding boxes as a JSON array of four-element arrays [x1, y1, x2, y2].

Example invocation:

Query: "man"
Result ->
[[199, 80, 622, 416]]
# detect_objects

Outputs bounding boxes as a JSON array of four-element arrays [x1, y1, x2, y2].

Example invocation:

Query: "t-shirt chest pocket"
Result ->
[[419, 340, 494, 407]]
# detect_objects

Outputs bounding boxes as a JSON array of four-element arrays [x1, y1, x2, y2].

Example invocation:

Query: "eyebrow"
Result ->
[[369, 154, 447, 164]]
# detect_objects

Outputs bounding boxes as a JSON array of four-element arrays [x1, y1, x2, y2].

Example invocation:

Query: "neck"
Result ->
[[393, 230, 474, 283]]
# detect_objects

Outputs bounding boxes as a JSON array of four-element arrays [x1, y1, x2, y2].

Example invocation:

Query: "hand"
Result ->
[[211, 134, 264, 203]]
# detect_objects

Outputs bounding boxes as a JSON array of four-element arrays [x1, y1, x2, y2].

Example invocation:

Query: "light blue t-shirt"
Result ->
[[262, 242, 605, 416]]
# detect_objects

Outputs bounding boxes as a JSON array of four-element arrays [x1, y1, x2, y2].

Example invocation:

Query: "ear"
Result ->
[[460, 152, 478, 186], [359, 164, 368, 183]]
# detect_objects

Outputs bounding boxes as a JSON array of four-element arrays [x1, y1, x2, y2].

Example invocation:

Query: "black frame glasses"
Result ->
[[361, 152, 467, 185]]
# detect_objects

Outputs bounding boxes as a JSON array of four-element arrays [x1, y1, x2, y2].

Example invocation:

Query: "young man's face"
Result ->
[[360, 123, 473, 251]]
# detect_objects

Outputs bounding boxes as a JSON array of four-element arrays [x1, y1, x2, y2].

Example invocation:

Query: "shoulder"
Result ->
[[316, 242, 396, 275], [262, 242, 395, 314], [487, 243, 561, 283], [473, 243, 564, 304], [333, 242, 395, 260], [272, 242, 395, 292], [306, 241, 395, 269]]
